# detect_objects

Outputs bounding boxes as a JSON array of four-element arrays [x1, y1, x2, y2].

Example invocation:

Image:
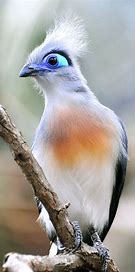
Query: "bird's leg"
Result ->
[[91, 228, 110, 272], [71, 220, 83, 252], [57, 221, 82, 254]]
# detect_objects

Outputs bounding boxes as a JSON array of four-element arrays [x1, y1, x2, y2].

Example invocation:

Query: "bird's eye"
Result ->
[[44, 53, 69, 69], [47, 56, 58, 66]]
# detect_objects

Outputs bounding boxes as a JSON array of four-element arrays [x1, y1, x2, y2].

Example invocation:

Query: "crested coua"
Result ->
[[20, 15, 128, 271]]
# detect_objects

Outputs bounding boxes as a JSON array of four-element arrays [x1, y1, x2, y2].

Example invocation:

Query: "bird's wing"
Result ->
[[100, 119, 128, 241]]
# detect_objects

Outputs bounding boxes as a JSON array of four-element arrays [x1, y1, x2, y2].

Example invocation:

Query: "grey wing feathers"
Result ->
[[100, 118, 128, 241]]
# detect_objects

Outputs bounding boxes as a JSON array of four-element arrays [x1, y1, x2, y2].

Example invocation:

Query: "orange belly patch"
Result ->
[[48, 106, 115, 167]]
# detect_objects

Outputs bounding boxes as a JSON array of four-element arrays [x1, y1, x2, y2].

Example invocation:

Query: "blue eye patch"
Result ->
[[43, 53, 69, 69]]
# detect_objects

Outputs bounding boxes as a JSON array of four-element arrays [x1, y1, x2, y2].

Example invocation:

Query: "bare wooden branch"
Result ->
[[2, 244, 119, 272], [0, 105, 119, 272], [0, 105, 74, 249]]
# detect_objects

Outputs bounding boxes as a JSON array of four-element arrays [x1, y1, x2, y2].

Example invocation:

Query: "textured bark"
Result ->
[[0, 105, 74, 249], [2, 245, 119, 272], [0, 105, 119, 272]]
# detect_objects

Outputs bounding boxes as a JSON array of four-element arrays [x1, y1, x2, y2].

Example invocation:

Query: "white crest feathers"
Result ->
[[45, 14, 87, 59], [27, 14, 88, 65]]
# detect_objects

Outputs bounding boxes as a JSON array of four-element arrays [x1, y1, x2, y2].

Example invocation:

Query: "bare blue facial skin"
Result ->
[[19, 53, 69, 77]]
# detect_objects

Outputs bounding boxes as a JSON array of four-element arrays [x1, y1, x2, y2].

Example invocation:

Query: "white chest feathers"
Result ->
[[32, 104, 121, 235], [33, 143, 118, 235]]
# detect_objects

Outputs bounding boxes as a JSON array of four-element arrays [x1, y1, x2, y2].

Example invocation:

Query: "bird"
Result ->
[[19, 15, 128, 271]]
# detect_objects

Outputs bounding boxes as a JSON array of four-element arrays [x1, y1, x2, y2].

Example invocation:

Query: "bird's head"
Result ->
[[19, 15, 88, 98]]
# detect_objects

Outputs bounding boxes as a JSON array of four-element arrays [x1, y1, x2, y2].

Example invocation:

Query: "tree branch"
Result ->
[[0, 105, 119, 272], [0, 105, 74, 248], [2, 245, 119, 272]]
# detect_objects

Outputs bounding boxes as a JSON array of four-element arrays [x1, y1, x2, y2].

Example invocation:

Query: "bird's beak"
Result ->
[[19, 63, 48, 77], [19, 64, 37, 77]]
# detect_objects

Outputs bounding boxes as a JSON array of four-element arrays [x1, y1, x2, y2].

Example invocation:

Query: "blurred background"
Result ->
[[0, 0, 135, 271]]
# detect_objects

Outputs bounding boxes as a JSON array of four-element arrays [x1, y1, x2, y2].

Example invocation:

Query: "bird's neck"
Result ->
[[36, 68, 95, 105]]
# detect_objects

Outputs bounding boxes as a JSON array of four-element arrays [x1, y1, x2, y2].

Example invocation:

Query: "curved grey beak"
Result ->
[[19, 63, 51, 77], [19, 64, 40, 77]]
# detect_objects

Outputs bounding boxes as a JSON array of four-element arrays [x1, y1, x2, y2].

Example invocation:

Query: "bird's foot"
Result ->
[[56, 237, 65, 254], [91, 228, 110, 272], [57, 221, 82, 255], [49, 237, 65, 256], [70, 220, 83, 252]]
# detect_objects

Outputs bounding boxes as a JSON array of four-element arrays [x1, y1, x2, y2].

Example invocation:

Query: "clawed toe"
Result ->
[[100, 246, 110, 272], [70, 220, 83, 252], [56, 221, 82, 255], [91, 228, 110, 272]]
